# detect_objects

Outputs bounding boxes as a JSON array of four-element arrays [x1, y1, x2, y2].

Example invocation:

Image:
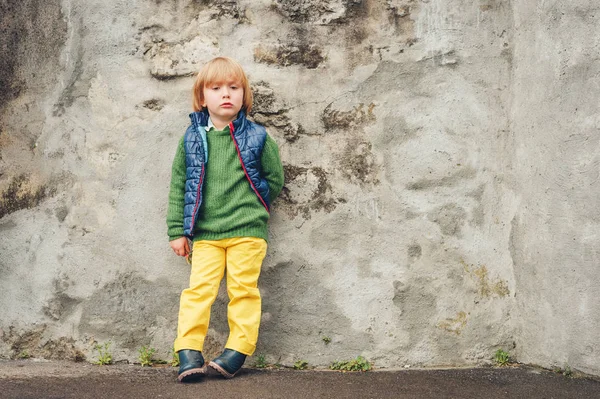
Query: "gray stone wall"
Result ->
[[510, 0, 600, 376], [0, 0, 598, 375]]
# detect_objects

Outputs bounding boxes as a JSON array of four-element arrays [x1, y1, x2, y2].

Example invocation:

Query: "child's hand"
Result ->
[[170, 237, 190, 257]]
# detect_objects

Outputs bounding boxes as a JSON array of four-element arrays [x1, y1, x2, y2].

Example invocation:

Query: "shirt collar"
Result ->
[[204, 117, 215, 132]]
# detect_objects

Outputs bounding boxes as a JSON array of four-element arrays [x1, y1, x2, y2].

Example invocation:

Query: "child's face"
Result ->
[[202, 79, 244, 123]]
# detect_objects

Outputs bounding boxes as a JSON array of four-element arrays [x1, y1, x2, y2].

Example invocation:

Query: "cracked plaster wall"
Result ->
[[0, 0, 598, 375]]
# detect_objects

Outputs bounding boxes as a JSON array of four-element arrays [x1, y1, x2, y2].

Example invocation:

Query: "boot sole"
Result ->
[[178, 366, 207, 383], [208, 361, 237, 379]]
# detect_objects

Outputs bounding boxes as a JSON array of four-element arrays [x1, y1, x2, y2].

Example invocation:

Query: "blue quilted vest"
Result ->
[[182, 109, 270, 238]]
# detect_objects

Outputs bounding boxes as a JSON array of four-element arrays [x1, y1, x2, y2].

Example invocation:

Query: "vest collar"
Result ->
[[189, 109, 248, 134]]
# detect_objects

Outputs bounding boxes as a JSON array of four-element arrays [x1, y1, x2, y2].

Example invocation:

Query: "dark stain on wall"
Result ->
[[468, 184, 485, 227], [392, 279, 437, 320], [276, 164, 341, 219], [2, 325, 46, 358], [200, 0, 248, 21], [54, 204, 69, 222], [273, 0, 334, 23], [150, 68, 195, 81], [322, 102, 376, 130], [79, 272, 179, 349], [254, 43, 325, 69], [2, 325, 85, 361], [250, 81, 309, 143], [339, 140, 379, 185], [43, 275, 81, 321], [386, 0, 418, 34], [302, 166, 338, 214], [0, 0, 67, 114], [392, 277, 438, 349], [346, 24, 369, 45], [0, 1, 26, 111], [428, 203, 467, 236], [273, 0, 367, 24], [251, 81, 277, 112], [284, 164, 308, 183], [149, 0, 247, 21], [0, 174, 51, 219], [406, 167, 477, 190], [408, 244, 422, 260], [344, 0, 369, 20], [141, 99, 165, 111], [53, 23, 86, 118], [258, 259, 373, 358], [0, 219, 17, 232]]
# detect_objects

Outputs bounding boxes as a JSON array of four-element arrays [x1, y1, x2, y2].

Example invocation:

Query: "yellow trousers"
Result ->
[[174, 237, 267, 356]]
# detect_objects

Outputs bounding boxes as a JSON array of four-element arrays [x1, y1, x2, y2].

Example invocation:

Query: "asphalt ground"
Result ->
[[1, 360, 599, 399]]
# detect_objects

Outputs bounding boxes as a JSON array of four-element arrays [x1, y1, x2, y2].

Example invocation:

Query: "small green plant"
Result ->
[[170, 349, 180, 367], [554, 364, 573, 377], [138, 345, 157, 367], [563, 365, 573, 377], [17, 350, 30, 359], [494, 349, 510, 366], [294, 360, 308, 370], [330, 356, 372, 372], [93, 342, 113, 365], [255, 353, 267, 368], [322, 336, 331, 345]]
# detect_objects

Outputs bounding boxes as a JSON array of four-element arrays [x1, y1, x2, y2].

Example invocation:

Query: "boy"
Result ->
[[167, 57, 284, 382]]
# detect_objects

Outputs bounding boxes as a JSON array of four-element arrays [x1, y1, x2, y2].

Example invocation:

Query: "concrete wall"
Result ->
[[510, 0, 600, 376], [0, 0, 597, 375]]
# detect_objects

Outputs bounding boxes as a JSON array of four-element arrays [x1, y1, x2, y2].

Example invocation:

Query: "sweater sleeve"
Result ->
[[166, 137, 186, 241], [261, 134, 284, 203]]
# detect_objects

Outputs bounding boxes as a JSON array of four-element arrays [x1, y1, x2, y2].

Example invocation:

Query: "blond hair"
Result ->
[[192, 57, 253, 113]]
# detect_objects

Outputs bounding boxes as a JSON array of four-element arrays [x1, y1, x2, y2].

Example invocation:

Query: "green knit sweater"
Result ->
[[167, 125, 284, 242]]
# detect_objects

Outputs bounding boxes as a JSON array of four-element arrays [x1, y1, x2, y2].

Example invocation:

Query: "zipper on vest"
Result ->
[[229, 122, 270, 213], [190, 163, 205, 234]]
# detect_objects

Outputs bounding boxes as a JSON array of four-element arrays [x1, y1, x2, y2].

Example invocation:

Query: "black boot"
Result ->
[[209, 349, 247, 378], [177, 350, 206, 383]]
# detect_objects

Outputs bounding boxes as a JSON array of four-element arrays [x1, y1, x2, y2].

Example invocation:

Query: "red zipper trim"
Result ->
[[229, 121, 270, 213], [190, 163, 205, 234]]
